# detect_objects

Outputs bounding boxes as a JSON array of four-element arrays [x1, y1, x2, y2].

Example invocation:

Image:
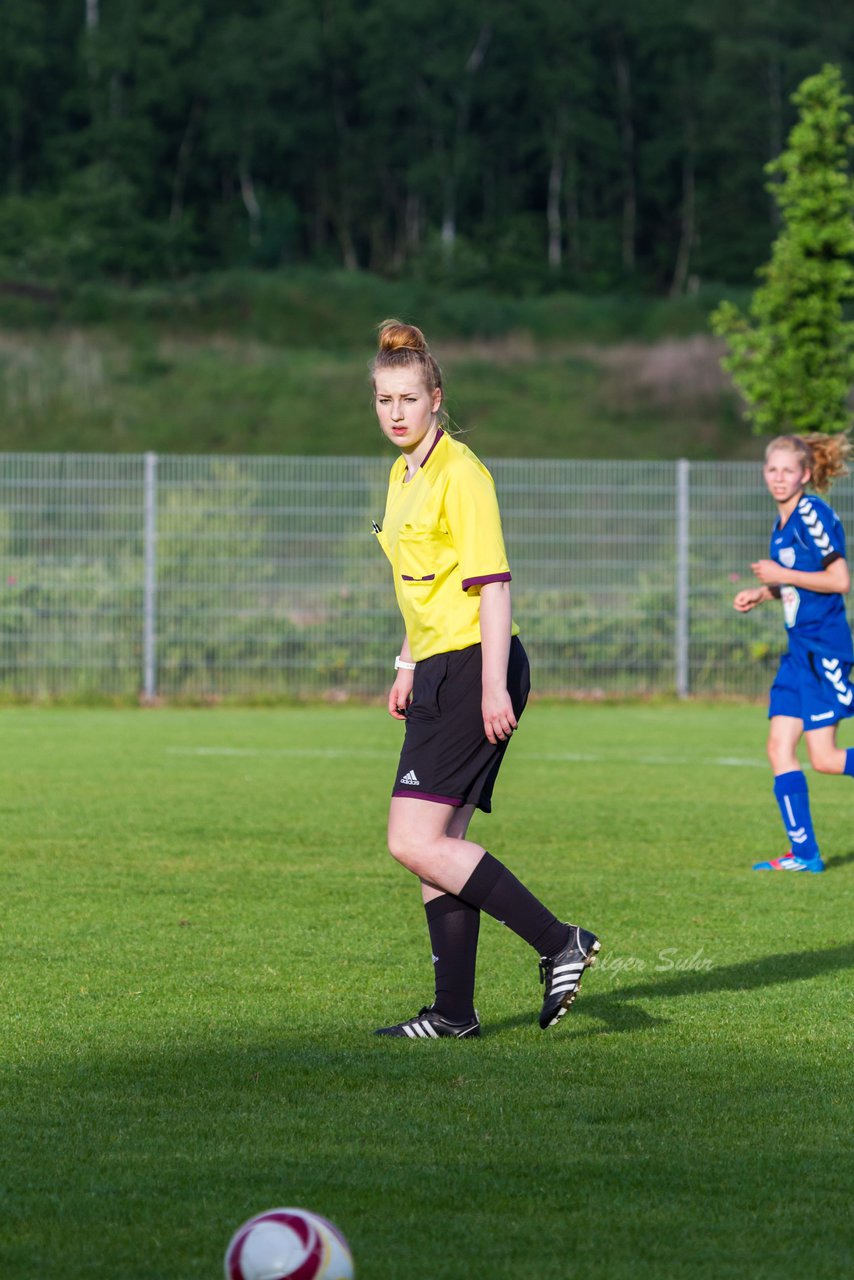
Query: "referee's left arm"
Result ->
[[479, 581, 517, 744]]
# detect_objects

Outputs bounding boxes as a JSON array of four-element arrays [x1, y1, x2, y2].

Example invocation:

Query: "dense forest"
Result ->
[[2, 0, 853, 293]]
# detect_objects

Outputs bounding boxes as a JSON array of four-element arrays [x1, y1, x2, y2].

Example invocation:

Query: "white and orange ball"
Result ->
[[224, 1207, 354, 1280]]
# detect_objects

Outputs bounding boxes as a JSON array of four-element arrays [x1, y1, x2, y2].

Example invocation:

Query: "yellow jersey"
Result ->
[[374, 430, 519, 661]]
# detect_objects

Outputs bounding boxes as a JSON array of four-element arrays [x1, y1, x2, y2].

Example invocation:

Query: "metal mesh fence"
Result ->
[[2, 452, 852, 701]]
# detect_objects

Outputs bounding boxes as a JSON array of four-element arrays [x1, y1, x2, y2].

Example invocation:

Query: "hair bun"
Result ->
[[377, 319, 428, 354]]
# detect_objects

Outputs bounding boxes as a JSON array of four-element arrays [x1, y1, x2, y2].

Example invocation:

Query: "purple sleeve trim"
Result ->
[[822, 551, 843, 569], [391, 789, 462, 807], [461, 571, 512, 592]]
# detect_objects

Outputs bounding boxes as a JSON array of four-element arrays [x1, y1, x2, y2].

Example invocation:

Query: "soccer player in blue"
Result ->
[[734, 433, 853, 873]]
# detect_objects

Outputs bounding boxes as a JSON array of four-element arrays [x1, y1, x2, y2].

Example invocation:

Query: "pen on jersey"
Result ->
[[371, 520, 381, 533]]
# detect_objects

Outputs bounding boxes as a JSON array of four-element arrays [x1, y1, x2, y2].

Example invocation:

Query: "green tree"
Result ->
[[712, 63, 854, 434]]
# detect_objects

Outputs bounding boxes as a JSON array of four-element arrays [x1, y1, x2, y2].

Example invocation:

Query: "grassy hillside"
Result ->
[[0, 270, 759, 459]]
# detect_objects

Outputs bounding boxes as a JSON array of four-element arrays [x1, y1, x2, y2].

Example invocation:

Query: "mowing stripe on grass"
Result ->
[[165, 744, 769, 768]]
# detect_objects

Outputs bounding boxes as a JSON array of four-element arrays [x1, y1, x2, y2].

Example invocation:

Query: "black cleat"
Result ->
[[374, 1005, 481, 1039], [538, 925, 600, 1029]]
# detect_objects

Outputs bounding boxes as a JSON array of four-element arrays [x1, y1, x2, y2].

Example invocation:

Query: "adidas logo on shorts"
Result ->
[[399, 770, 420, 785]]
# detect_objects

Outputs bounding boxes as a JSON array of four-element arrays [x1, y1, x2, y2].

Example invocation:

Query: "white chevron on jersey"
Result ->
[[798, 497, 835, 556]]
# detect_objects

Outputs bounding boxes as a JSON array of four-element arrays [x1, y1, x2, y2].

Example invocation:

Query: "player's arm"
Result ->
[[733, 584, 778, 612], [479, 581, 516, 744], [388, 634, 415, 720], [750, 557, 851, 595]]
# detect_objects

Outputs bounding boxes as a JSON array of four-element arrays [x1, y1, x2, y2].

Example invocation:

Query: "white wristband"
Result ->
[[394, 656, 416, 671]]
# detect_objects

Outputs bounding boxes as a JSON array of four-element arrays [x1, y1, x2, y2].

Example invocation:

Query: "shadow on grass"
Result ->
[[824, 848, 854, 869], [489, 941, 854, 1037]]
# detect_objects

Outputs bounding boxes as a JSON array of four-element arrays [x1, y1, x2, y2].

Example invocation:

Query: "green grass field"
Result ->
[[2, 704, 851, 1279]]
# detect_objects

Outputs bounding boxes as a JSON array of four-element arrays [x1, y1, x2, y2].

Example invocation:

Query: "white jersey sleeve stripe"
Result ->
[[798, 497, 839, 558]]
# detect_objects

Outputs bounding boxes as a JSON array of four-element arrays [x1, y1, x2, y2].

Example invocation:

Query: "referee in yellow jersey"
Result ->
[[370, 320, 600, 1038]]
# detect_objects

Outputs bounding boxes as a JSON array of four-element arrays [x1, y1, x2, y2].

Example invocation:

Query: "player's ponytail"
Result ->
[[371, 318, 446, 424], [804, 433, 850, 494], [766, 433, 850, 494]]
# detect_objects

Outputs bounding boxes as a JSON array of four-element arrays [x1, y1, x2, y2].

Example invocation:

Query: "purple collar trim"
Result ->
[[420, 428, 444, 469]]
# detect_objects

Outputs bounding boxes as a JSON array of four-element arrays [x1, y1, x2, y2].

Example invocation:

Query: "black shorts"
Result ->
[[392, 636, 530, 813]]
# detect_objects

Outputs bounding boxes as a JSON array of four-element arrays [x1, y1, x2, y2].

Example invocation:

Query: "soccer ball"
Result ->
[[224, 1207, 354, 1280]]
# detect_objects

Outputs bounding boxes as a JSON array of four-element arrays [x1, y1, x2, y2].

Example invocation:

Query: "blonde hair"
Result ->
[[765, 432, 851, 495], [371, 319, 446, 423]]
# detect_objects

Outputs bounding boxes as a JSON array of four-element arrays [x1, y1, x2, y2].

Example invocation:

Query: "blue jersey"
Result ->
[[770, 493, 853, 661]]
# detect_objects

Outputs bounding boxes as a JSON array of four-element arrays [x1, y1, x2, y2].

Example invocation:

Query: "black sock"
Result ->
[[458, 852, 570, 957], [425, 893, 480, 1023]]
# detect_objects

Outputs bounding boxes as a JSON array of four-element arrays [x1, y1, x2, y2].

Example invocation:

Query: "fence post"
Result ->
[[143, 452, 158, 700], [676, 458, 690, 698]]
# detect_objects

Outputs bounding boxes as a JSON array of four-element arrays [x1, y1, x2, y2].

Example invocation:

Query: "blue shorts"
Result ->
[[768, 650, 854, 729]]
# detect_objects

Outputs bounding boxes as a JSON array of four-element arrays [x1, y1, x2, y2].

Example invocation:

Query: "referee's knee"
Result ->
[[387, 826, 430, 874]]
